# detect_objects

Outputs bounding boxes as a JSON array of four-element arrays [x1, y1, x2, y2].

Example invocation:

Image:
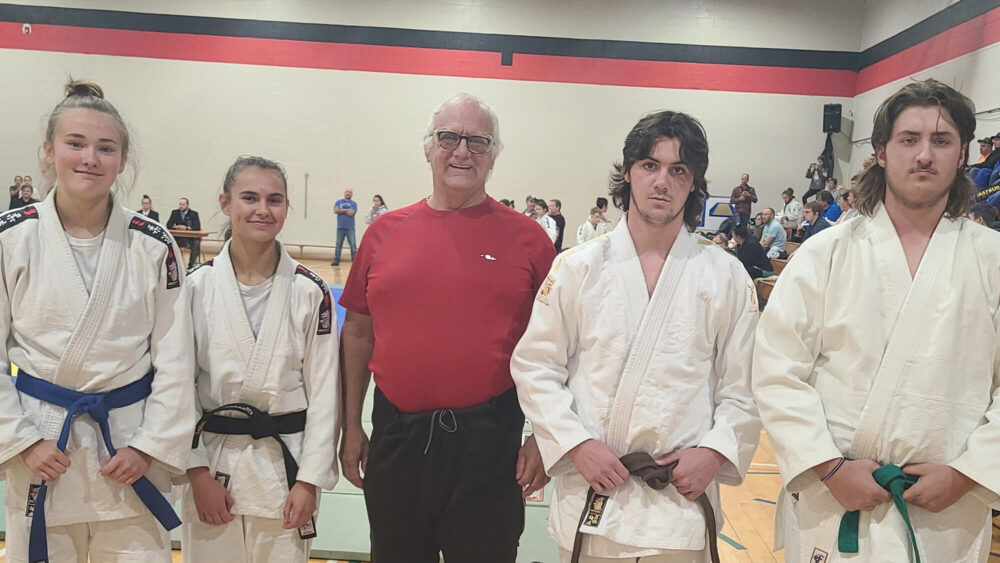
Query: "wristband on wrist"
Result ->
[[820, 457, 846, 482]]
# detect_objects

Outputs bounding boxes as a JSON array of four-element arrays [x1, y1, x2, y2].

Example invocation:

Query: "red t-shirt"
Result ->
[[339, 197, 556, 412]]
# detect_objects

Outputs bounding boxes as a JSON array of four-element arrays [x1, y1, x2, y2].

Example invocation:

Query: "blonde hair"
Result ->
[[39, 79, 136, 194]]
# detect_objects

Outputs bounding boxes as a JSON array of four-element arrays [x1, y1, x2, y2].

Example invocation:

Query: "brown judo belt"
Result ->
[[570, 452, 720, 563]]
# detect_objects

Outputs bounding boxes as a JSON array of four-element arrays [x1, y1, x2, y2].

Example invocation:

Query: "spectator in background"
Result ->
[[751, 211, 766, 241], [712, 231, 730, 247], [138, 194, 159, 221], [733, 224, 773, 279], [779, 187, 803, 229], [976, 137, 993, 164], [534, 198, 558, 244], [968, 201, 998, 228], [730, 172, 758, 226], [818, 190, 842, 222], [498, 198, 514, 208], [803, 156, 828, 202], [547, 198, 566, 252], [595, 196, 612, 229], [835, 189, 858, 224], [799, 201, 831, 241], [10, 184, 38, 209], [166, 197, 202, 268], [332, 188, 358, 266], [970, 133, 1000, 188], [523, 195, 537, 218], [576, 206, 606, 245], [8, 175, 22, 209], [825, 177, 841, 202], [760, 207, 787, 258], [365, 194, 389, 224], [11, 175, 33, 210]]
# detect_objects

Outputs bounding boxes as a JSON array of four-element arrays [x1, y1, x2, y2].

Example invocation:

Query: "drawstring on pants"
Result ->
[[423, 408, 458, 454]]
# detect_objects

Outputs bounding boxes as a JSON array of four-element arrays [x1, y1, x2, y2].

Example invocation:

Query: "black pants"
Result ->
[[802, 187, 822, 203], [364, 387, 525, 563], [178, 237, 200, 268]]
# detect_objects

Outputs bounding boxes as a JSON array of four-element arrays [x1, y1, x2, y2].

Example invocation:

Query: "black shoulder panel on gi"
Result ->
[[295, 264, 333, 335], [0, 205, 39, 233], [128, 216, 181, 289], [187, 258, 214, 275]]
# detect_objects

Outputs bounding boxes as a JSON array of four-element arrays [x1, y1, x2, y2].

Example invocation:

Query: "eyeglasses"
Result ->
[[433, 129, 494, 154]]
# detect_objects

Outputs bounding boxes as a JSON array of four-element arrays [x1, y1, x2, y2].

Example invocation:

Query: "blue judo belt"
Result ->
[[15, 370, 181, 563]]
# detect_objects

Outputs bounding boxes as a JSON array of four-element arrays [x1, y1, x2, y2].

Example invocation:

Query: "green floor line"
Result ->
[[718, 532, 746, 550], [747, 470, 780, 475]]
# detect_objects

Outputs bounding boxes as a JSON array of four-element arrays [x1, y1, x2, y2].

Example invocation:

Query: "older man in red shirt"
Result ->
[[339, 93, 555, 563]]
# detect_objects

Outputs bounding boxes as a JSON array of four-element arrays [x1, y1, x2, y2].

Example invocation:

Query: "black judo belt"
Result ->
[[192, 403, 306, 489], [570, 452, 720, 563]]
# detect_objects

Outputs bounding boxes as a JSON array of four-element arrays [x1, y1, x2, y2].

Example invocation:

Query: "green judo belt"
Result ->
[[838, 464, 920, 563]]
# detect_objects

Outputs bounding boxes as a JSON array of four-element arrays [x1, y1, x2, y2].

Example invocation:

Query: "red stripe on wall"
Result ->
[[856, 5, 1000, 94], [0, 22, 856, 97]]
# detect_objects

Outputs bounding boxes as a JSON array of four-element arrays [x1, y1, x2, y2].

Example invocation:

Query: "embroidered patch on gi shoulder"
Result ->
[[536, 273, 556, 306], [0, 205, 39, 234], [582, 493, 609, 528], [129, 217, 180, 289], [810, 547, 829, 562], [295, 265, 332, 335]]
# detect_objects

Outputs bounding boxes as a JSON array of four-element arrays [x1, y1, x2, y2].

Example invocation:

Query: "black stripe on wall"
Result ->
[[859, 0, 1000, 67], [1, 0, 999, 72]]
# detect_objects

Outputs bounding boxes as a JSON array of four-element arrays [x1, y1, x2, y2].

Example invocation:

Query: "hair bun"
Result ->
[[65, 79, 104, 100]]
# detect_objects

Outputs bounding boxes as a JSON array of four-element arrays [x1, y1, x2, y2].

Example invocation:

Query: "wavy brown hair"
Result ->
[[855, 79, 976, 218], [609, 110, 709, 231]]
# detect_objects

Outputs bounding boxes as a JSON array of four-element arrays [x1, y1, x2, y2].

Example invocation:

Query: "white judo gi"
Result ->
[[182, 242, 340, 563], [753, 204, 1000, 563], [0, 192, 195, 562], [511, 219, 761, 560]]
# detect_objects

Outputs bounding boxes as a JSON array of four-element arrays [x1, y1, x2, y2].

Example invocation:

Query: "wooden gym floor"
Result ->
[[0, 252, 996, 562]]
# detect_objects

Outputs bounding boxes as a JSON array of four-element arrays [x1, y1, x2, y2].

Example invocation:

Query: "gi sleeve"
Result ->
[[294, 284, 341, 490], [129, 237, 197, 474], [752, 242, 842, 493], [510, 256, 591, 475], [699, 261, 762, 486], [0, 243, 44, 465], [948, 303, 1000, 509]]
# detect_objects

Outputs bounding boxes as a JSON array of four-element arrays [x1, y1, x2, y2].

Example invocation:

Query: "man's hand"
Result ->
[[516, 435, 550, 498], [568, 439, 628, 494], [188, 467, 235, 526], [99, 447, 152, 486], [901, 463, 975, 513], [339, 425, 369, 489], [284, 481, 317, 529], [656, 447, 727, 501], [19, 439, 70, 481], [814, 458, 890, 512]]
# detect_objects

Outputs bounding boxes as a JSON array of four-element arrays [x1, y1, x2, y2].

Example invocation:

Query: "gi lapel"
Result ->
[[239, 244, 294, 406], [48, 193, 127, 388], [606, 223, 695, 451], [850, 204, 956, 460], [215, 242, 292, 407]]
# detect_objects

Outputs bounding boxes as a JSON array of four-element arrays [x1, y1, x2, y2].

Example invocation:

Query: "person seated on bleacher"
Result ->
[[970, 134, 1000, 190], [799, 201, 832, 241], [750, 211, 765, 241], [779, 188, 802, 229], [817, 190, 841, 223], [968, 202, 1000, 233], [975, 137, 993, 164], [759, 207, 787, 259], [733, 224, 773, 279], [834, 189, 858, 224]]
